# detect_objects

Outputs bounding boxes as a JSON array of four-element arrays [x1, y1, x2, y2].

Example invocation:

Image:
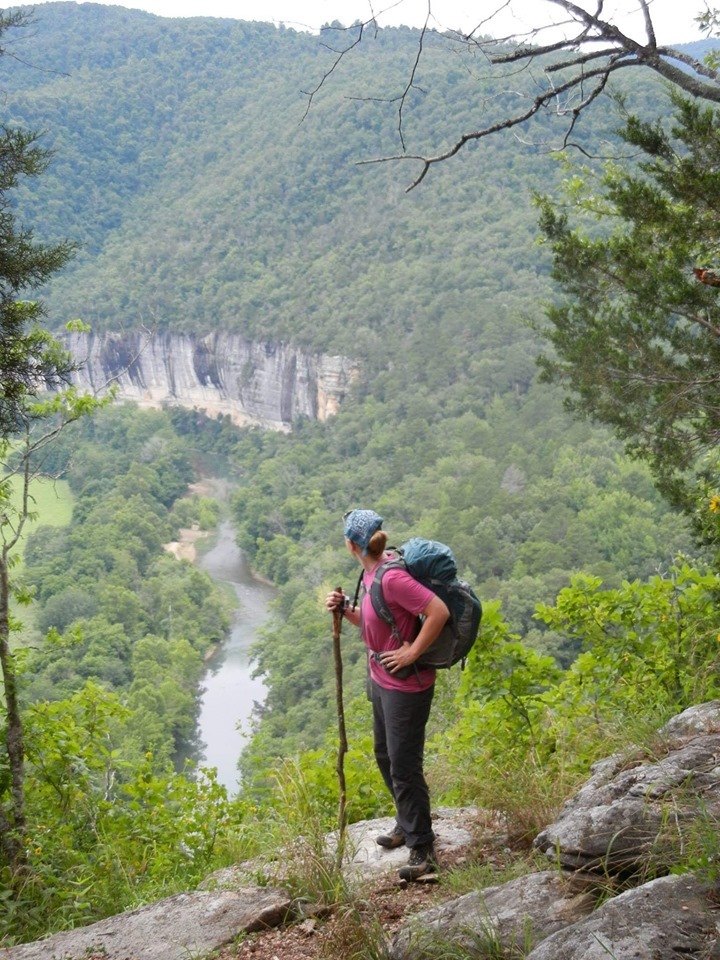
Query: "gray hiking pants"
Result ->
[[370, 678, 435, 849]]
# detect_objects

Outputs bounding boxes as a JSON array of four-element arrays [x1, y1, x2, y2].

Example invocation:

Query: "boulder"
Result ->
[[202, 805, 484, 891], [390, 870, 597, 959], [525, 873, 720, 959], [663, 699, 720, 739], [0, 887, 292, 960], [342, 805, 482, 880], [534, 710, 720, 873]]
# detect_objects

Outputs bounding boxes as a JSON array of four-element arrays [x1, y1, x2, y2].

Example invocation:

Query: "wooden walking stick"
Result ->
[[332, 587, 348, 866]]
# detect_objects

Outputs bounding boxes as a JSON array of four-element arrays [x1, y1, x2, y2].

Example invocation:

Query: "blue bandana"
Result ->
[[343, 509, 383, 554]]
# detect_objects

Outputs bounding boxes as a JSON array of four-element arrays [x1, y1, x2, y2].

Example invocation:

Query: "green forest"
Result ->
[[1, 2, 720, 952]]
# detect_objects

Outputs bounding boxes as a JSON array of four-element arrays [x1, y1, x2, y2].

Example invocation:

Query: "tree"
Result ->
[[535, 93, 720, 502], [0, 19, 79, 432], [0, 9, 101, 880], [311, 3, 720, 505], [0, 331, 99, 883], [312, 1, 720, 189]]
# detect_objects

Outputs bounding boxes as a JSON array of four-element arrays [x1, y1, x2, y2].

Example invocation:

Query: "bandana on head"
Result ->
[[343, 509, 383, 554]]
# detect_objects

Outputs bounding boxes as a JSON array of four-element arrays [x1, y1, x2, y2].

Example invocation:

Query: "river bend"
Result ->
[[195, 520, 274, 794]]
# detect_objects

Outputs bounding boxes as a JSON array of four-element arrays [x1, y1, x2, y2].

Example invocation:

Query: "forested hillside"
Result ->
[[1, 0, 705, 762], [2, 5, 720, 945], [1, 3, 656, 350]]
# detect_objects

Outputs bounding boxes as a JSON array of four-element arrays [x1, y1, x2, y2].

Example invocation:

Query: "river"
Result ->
[[194, 519, 275, 794]]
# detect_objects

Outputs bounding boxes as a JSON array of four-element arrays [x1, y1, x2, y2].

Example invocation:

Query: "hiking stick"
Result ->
[[332, 586, 348, 865]]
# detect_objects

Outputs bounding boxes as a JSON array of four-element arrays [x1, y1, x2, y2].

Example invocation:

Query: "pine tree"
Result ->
[[536, 93, 720, 504], [0, 10, 94, 880]]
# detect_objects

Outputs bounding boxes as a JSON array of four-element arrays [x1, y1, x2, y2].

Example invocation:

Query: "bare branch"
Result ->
[[311, 1, 720, 188], [639, 0, 657, 47], [360, 56, 638, 189], [557, 71, 611, 149], [684, 309, 720, 339], [347, 9, 433, 151], [300, 20, 369, 124], [544, 47, 636, 72], [395, 5, 430, 151]]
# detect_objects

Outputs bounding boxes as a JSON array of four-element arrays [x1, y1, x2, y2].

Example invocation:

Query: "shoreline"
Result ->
[[163, 525, 209, 564]]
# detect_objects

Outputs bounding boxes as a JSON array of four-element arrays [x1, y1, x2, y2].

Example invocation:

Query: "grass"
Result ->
[[6, 475, 73, 567], [5, 476, 73, 643], [440, 855, 537, 900], [394, 922, 530, 959], [256, 758, 352, 909], [320, 901, 391, 960]]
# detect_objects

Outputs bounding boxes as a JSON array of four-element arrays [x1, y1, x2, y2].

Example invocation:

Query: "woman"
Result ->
[[326, 509, 450, 881]]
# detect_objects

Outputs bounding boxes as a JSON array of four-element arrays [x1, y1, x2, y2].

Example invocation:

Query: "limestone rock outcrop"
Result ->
[[525, 874, 720, 960], [533, 732, 720, 874], [390, 701, 720, 959], [0, 888, 292, 960], [63, 330, 357, 431]]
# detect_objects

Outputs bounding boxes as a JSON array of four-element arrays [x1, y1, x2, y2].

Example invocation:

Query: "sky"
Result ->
[[36, 0, 707, 44]]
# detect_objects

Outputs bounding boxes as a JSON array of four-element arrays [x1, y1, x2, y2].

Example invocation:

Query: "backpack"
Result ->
[[355, 537, 482, 670]]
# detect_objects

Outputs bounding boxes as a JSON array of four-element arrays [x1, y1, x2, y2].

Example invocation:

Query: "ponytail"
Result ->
[[365, 529, 388, 560]]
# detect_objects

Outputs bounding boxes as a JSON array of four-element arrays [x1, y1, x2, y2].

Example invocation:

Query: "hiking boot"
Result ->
[[376, 823, 406, 849], [398, 844, 437, 881]]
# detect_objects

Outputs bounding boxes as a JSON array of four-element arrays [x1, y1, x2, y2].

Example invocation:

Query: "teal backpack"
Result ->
[[354, 537, 482, 670]]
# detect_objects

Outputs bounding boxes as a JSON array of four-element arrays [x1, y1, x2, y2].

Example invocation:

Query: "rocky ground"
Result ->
[[227, 881, 442, 960], [218, 835, 508, 960], [10, 705, 720, 960], [10, 808, 507, 960]]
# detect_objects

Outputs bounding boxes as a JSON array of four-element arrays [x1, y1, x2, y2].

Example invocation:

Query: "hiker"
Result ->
[[326, 509, 450, 881]]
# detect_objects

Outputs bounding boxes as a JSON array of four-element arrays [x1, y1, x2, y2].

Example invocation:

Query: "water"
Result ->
[[195, 519, 275, 794]]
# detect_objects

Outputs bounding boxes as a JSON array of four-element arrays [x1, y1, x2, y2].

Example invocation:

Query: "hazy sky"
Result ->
[[36, 0, 706, 43]]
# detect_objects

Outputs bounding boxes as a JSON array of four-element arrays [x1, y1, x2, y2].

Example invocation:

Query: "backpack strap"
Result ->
[[350, 548, 400, 609], [351, 568, 363, 612], [351, 556, 407, 638], [369, 558, 405, 638]]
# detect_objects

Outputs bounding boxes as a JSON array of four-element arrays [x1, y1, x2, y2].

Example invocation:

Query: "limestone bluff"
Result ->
[[63, 330, 358, 431]]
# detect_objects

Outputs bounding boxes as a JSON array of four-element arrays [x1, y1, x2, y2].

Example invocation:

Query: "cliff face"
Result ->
[[64, 331, 357, 431]]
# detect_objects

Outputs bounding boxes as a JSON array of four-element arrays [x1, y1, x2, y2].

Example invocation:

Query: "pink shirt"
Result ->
[[361, 561, 436, 692]]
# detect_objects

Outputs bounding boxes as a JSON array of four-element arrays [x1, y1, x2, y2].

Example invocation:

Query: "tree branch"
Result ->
[[359, 55, 638, 189], [311, 1, 720, 188], [300, 20, 371, 123], [345, 7, 432, 152]]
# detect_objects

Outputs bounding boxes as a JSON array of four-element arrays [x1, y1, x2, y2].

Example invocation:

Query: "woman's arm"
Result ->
[[342, 604, 361, 628], [379, 594, 449, 673]]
